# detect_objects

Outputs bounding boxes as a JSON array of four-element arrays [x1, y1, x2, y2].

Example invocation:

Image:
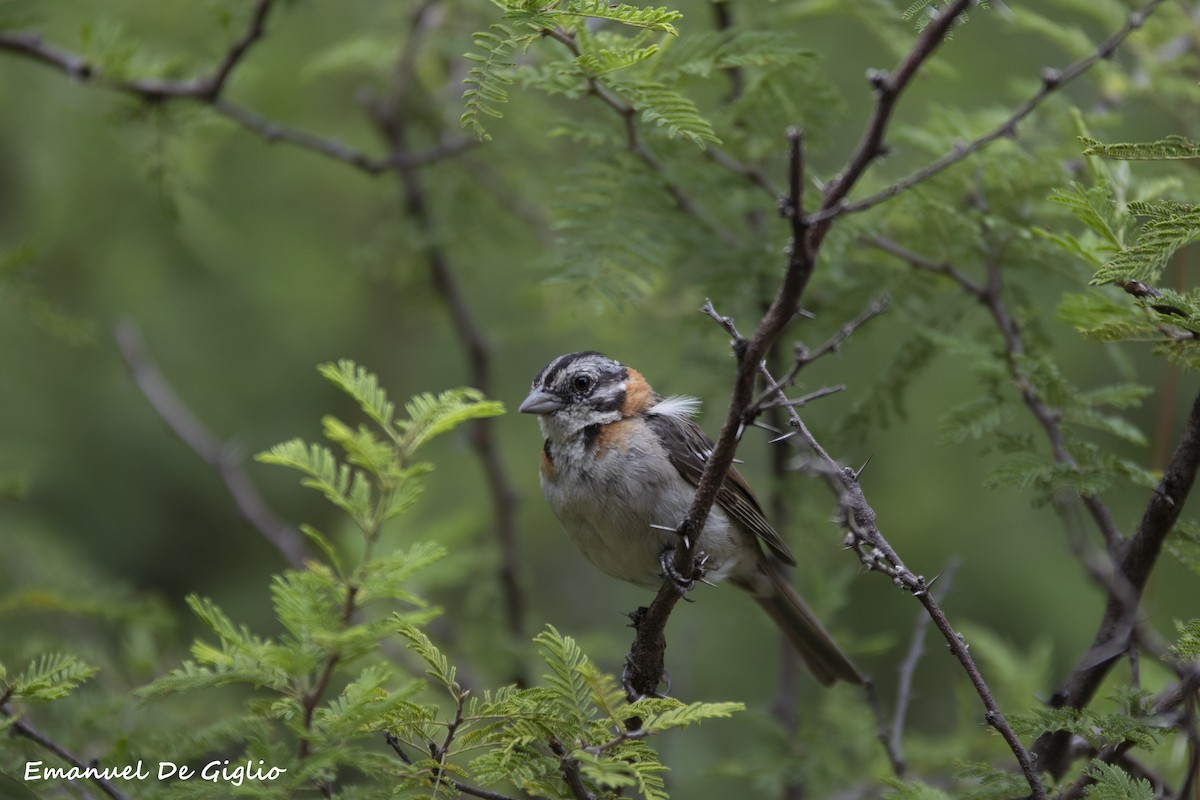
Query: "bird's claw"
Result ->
[[658, 546, 709, 596]]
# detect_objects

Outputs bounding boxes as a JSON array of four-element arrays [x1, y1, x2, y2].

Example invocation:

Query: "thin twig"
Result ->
[[812, 0, 1169, 224], [112, 320, 309, 570], [748, 297, 889, 415], [2, 705, 130, 800]]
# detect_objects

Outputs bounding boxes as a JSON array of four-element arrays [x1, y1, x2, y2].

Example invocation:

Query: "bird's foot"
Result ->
[[658, 546, 710, 597]]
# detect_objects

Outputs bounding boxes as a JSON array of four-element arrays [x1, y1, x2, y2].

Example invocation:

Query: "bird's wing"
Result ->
[[645, 409, 796, 566]]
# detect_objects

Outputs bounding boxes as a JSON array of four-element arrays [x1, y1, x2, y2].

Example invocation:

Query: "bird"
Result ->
[[519, 350, 863, 686]]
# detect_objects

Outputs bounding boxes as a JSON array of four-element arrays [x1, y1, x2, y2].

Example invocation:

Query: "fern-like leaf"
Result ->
[[1082, 134, 1200, 161], [461, 24, 524, 141], [1092, 201, 1200, 284], [318, 360, 396, 433], [257, 439, 373, 523], [5, 653, 97, 702], [398, 388, 504, 455], [558, 0, 681, 32], [1084, 762, 1154, 800], [609, 78, 719, 145]]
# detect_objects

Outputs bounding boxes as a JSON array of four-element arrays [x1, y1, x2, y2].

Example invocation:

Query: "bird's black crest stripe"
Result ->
[[540, 350, 605, 387]]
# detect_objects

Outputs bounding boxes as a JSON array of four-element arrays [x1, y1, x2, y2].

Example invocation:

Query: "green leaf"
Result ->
[[396, 621, 457, 692], [558, 0, 681, 33], [318, 359, 396, 433], [1081, 134, 1200, 161], [610, 79, 720, 145], [881, 776, 954, 800], [398, 388, 505, 455], [461, 24, 525, 141], [4, 654, 96, 702], [1092, 201, 1200, 285], [533, 625, 593, 729], [1171, 618, 1200, 659], [257, 439, 374, 523], [1084, 761, 1154, 800], [629, 698, 743, 733]]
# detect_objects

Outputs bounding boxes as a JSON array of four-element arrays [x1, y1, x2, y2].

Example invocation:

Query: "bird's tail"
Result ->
[[744, 563, 864, 687]]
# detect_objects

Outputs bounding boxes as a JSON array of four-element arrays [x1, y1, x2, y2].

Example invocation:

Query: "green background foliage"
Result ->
[[2, 0, 1199, 797]]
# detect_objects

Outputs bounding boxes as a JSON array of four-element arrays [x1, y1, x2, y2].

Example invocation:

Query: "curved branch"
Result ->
[[112, 320, 310, 570]]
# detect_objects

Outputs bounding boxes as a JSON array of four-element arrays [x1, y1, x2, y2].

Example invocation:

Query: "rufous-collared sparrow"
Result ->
[[519, 351, 862, 686]]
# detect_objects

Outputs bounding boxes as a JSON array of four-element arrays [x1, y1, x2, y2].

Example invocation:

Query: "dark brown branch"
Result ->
[[748, 296, 889, 415], [112, 320, 309, 570], [550, 738, 597, 800], [200, 0, 276, 99], [2, 706, 130, 800], [370, 3, 527, 676], [814, 0, 1169, 224], [1035, 387, 1200, 777]]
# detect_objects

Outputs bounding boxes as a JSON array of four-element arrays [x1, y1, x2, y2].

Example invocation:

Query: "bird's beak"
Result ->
[[519, 388, 563, 414]]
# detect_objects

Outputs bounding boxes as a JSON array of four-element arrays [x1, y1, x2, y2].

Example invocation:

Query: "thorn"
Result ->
[[769, 431, 798, 444], [751, 420, 782, 434], [649, 523, 676, 532], [855, 454, 875, 477], [699, 577, 718, 587], [731, 457, 744, 464]]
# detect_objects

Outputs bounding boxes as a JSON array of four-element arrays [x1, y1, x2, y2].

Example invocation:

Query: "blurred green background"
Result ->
[[2, 0, 1198, 796]]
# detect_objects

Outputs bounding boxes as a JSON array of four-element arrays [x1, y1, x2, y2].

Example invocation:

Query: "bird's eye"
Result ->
[[572, 374, 594, 393]]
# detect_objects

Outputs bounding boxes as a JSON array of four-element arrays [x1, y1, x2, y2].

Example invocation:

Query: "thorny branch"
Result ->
[[1, 705, 130, 800], [112, 320, 310, 570], [702, 300, 1047, 799], [622, 0, 973, 704]]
